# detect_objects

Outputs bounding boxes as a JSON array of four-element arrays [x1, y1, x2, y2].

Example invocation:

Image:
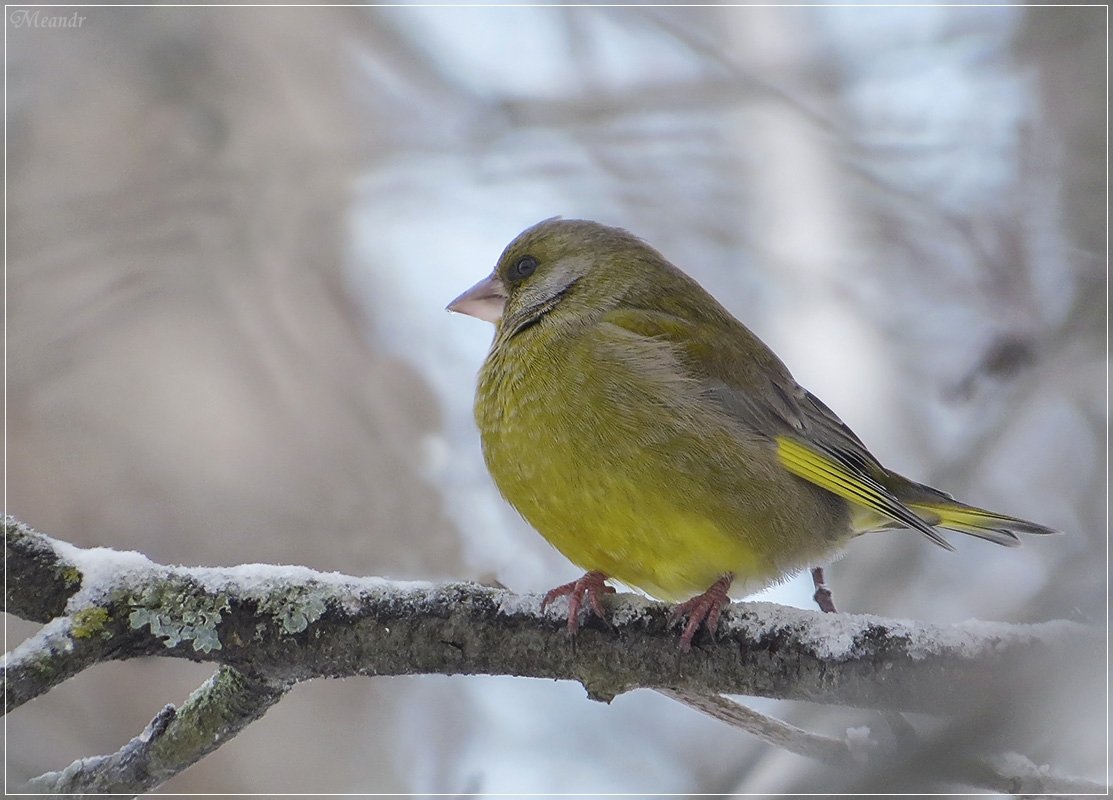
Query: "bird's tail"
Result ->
[[902, 496, 1060, 547], [775, 435, 1060, 549]]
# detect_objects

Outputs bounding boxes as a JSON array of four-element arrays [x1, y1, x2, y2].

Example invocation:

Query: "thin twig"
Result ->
[[658, 689, 857, 765], [5, 616, 125, 713], [661, 690, 1106, 795], [24, 666, 289, 796]]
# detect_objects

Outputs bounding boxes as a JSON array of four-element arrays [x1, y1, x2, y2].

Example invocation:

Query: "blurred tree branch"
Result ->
[[4, 516, 1104, 796]]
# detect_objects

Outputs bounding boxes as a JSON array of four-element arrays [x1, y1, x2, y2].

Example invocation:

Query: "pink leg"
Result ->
[[811, 567, 837, 613], [668, 574, 734, 652], [541, 571, 615, 635]]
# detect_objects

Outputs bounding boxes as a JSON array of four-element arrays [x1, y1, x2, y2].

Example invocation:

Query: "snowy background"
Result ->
[[6, 5, 1105, 794]]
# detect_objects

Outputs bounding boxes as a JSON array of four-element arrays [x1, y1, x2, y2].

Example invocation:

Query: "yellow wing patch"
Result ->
[[775, 436, 955, 551]]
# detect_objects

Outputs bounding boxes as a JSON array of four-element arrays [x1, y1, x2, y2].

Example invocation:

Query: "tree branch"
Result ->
[[4, 517, 82, 621], [3, 516, 1100, 714], [5, 615, 122, 713], [4, 515, 1105, 796], [24, 666, 289, 796]]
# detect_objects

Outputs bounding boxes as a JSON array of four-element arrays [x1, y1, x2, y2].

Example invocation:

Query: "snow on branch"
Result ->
[[3, 516, 1105, 795]]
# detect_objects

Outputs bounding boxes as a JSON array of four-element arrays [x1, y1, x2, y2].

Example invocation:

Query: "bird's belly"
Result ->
[[537, 489, 773, 601], [477, 344, 849, 601], [487, 437, 833, 601]]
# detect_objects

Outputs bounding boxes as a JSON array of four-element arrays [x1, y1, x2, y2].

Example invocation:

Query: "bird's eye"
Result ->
[[512, 256, 538, 280]]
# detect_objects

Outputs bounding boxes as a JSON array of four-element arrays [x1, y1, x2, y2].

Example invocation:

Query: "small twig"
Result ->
[[24, 666, 289, 796], [962, 752, 1108, 795], [4, 616, 123, 713], [637, 8, 842, 135], [662, 692, 1105, 795], [881, 710, 920, 750], [658, 689, 857, 766]]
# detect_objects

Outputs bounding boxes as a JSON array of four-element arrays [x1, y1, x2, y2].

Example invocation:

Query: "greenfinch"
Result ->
[[448, 218, 1056, 650]]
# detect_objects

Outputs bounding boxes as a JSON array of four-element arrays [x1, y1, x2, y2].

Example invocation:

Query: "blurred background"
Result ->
[[5, 4, 1105, 794]]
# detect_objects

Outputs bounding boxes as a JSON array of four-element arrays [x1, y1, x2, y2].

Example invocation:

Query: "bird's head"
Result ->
[[447, 218, 661, 333]]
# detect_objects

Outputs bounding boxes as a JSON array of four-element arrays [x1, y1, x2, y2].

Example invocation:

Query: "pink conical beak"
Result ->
[[446, 273, 508, 323]]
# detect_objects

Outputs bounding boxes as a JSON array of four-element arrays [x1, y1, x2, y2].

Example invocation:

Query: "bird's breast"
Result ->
[[473, 327, 849, 600]]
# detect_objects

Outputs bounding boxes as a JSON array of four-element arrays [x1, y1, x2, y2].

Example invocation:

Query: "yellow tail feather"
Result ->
[[776, 435, 1059, 549], [775, 436, 955, 550], [906, 500, 1059, 547]]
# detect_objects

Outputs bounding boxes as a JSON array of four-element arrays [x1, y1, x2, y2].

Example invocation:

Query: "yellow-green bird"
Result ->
[[448, 218, 1057, 650]]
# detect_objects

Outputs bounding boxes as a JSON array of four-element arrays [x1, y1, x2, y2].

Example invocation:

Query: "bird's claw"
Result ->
[[668, 574, 733, 651], [810, 567, 837, 613], [541, 571, 614, 635]]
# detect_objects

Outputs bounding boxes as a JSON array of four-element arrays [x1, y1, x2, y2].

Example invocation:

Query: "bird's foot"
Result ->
[[541, 571, 615, 635], [811, 567, 837, 613], [668, 573, 734, 652]]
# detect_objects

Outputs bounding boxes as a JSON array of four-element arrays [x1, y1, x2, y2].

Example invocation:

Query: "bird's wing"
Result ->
[[601, 305, 955, 549]]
